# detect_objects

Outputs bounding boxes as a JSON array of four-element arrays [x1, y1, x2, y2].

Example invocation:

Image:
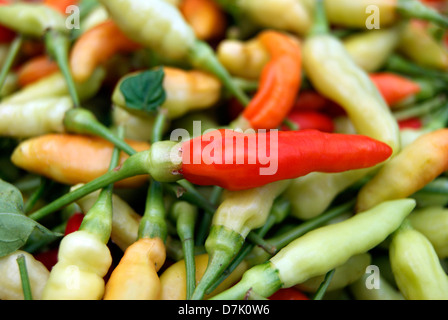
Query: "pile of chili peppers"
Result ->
[[0, 0, 448, 301]]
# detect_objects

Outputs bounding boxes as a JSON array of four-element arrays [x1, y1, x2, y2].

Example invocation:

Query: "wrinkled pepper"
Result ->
[[210, 199, 416, 300]]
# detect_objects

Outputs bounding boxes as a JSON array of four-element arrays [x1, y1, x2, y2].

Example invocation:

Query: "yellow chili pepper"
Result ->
[[159, 253, 248, 300], [356, 129, 448, 212], [0, 250, 50, 300], [103, 237, 166, 300], [389, 220, 448, 300]]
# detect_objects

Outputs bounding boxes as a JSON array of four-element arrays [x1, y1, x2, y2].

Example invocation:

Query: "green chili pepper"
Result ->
[[210, 199, 416, 300], [389, 219, 448, 300], [97, 0, 250, 106]]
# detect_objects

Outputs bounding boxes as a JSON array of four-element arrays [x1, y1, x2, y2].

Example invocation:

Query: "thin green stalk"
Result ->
[[138, 179, 167, 241], [45, 29, 80, 108], [246, 232, 276, 255], [393, 96, 446, 121], [152, 108, 169, 144], [313, 269, 335, 300], [385, 54, 448, 82], [24, 178, 50, 215], [308, 0, 329, 37], [16, 254, 33, 300], [397, 0, 448, 29], [0, 34, 23, 97]]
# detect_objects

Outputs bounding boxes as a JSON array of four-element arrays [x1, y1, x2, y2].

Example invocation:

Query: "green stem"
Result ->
[[138, 179, 167, 241], [28, 150, 150, 221], [45, 29, 80, 108], [0, 34, 23, 98], [16, 254, 33, 300], [308, 0, 329, 37], [393, 95, 446, 121], [63, 108, 137, 156], [152, 108, 169, 144], [79, 127, 123, 243], [385, 54, 448, 82], [24, 178, 50, 215], [397, 0, 448, 29], [246, 232, 277, 255], [189, 40, 250, 106], [195, 185, 222, 246], [313, 269, 335, 300]]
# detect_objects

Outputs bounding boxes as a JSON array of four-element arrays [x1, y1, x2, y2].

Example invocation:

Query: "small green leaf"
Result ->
[[119, 67, 166, 115], [0, 179, 24, 214]]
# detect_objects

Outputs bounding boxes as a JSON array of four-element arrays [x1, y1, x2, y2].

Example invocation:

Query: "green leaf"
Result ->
[[0, 179, 24, 214], [119, 67, 166, 115], [0, 179, 62, 257]]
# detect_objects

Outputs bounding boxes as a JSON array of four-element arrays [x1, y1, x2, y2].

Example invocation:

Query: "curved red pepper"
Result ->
[[241, 30, 302, 130], [64, 212, 84, 235], [398, 117, 423, 130], [180, 129, 393, 191], [369, 72, 421, 106]]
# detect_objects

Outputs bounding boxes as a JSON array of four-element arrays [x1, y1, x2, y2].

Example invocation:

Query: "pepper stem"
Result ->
[[16, 254, 33, 300], [28, 150, 151, 221], [188, 40, 250, 106], [397, 0, 448, 29], [79, 127, 123, 243], [45, 28, 80, 108], [190, 225, 245, 300], [138, 179, 167, 241], [385, 54, 448, 82], [308, 0, 329, 37], [0, 34, 23, 99], [63, 108, 137, 156]]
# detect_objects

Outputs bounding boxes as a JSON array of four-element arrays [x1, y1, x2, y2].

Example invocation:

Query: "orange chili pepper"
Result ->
[[180, 0, 227, 41], [43, 0, 79, 14], [10, 133, 151, 188], [236, 30, 302, 130], [16, 54, 59, 87], [369, 72, 421, 107], [69, 19, 141, 83]]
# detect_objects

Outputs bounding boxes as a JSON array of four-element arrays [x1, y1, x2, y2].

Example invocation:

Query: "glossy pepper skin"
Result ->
[[42, 230, 112, 300], [103, 237, 166, 300], [356, 129, 448, 212], [181, 129, 393, 191], [389, 220, 448, 300], [211, 199, 416, 300]]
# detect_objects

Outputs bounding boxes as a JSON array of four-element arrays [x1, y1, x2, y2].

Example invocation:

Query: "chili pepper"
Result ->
[[16, 54, 59, 87], [231, 30, 302, 130], [389, 219, 448, 300], [112, 106, 157, 142], [180, 0, 227, 41], [74, 186, 142, 252], [356, 129, 448, 212], [281, 110, 334, 132], [26, 127, 393, 225], [113, 67, 222, 120], [210, 199, 416, 300], [292, 90, 329, 112], [349, 273, 404, 300], [159, 253, 249, 300], [343, 26, 402, 73], [97, 0, 250, 106], [398, 19, 448, 71], [0, 0, 14, 44], [11, 133, 151, 188], [69, 19, 141, 83], [284, 0, 400, 220], [0, 250, 50, 300], [0, 96, 72, 138], [398, 117, 423, 130], [43, 0, 79, 14], [64, 212, 85, 235], [42, 131, 122, 300], [407, 206, 448, 259], [295, 253, 371, 294], [34, 248, 59, 272], [190, 180, 290, 300], [369, 72, 421, 107], [268, 287, 309, 300], [217, 37, 270, 80], [324, 0, 448, 29]]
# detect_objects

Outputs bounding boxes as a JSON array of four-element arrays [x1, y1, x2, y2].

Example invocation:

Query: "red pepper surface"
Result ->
[[241, 30, 302, 130], [282, 110, 335, 132], [398, 117, 423, 130], [0, 0, 14, 43], [369, 72, 421, 106], [43, 0, 79, 14], [269, 288, 309, 300], [180, 129, 393, 191]]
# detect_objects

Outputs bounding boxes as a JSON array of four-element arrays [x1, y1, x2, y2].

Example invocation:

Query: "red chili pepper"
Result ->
[[180, 129, 393, 191], [241, 30, 302, 130], [34, 248, 59, 271], [0, 0, 15, 43], [292, 90, 329, 112], [64, 212, 84, 235], [269, 288, 309, 300], [282, 110, 335, 132], [398, 117, 423, 130], [369, 72, 421, 106]]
